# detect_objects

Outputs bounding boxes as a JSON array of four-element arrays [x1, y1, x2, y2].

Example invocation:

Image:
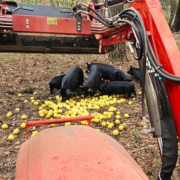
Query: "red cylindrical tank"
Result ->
[[15, 125, 149, 180]]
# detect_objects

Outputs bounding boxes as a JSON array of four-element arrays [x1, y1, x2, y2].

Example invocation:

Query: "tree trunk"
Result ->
[[159, 0, 178, 29], [171, 0, 180, 32], [169, 0, 177, 27], [50, 0, 54, 6], [108, 4, 128, 61]]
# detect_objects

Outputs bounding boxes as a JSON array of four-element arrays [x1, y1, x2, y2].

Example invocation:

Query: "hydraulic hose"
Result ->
[[147, 39, 180, 82], [119, 8, 148, 125], [77, 3, 179, 180], [120, 8, 148, 54], [155, 77, 178, 180], [119, 13, 144, 59], [77, 2, 113, 27], [121, 7, 178, 180], [119, 7, 180, 82]]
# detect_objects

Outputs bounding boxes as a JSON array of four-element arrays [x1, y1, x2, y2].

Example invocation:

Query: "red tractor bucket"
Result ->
[[15, 125, 149, 180]]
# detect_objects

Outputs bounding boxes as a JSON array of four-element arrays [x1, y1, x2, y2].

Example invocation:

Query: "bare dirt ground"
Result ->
[[0, 48, 180, 180]]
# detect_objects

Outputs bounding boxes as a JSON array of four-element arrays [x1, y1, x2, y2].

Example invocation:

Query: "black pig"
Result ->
[[49, 74, 65, 94], [116, 70, 132, 82], [101, 81, 136, 98], [86, 62, 118, 81], [127, 66, 141, 81], [84, 65, 102, 97], [59, 66, 84, 101]]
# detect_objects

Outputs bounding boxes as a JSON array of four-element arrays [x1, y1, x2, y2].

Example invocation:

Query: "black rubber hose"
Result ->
[[119, 14, 144, 59], [121, 8, 180, 82], [147, 47, 180, 82], [116, 19, 142, 41], [157, 78, 173, 117], [120, 9, 147, 121], [86, 8, 113, 26], [120, 8, 148, 54], [122, 8, 148, 120], [156, 79, 178, 180], [159, 80, 173, 116], [146, 36, 178, 180], [155, 77, 169, 117], [147, 69, 178, 180], [76, 2, 114, 27], [119, 13, 145, 59], [122, 9, 178, 179], [107, 0, 126, 6], [147, 39, 180, 82], [88, 13, 114, 27]]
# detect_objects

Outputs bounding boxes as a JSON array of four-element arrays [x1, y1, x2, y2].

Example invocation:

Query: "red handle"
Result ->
[[26, 115, 92, 139]]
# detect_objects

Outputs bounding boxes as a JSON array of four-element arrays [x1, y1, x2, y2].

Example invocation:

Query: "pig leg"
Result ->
[[50, 86, 54, 94]]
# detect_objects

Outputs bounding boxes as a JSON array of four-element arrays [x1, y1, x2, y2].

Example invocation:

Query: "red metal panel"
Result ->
[[15, 125, 149, 180], [129, 1, 180, 138], [102, 27, 133, 46], [12, 14, 92, 35]]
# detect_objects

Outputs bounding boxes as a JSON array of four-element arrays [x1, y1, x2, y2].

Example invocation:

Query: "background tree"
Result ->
[[159, 0, 180, 32], [171, 0, 180, 32], [169, 0, 178, 27], [108, 4, 127, 61]]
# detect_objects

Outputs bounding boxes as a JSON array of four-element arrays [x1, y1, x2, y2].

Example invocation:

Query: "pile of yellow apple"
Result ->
[[2, 92, 135, 140]]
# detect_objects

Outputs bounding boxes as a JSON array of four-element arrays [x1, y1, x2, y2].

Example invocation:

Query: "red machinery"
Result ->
[[16, 116, 149, 180], [1, 0, 180, 179]]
